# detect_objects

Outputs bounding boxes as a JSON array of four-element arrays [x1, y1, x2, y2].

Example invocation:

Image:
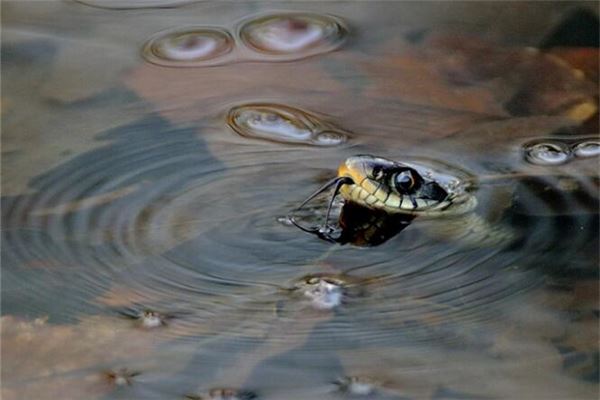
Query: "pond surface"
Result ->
[[2, 1, 599, 399]]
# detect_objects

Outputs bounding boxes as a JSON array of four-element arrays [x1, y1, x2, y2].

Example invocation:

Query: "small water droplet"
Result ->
[[572, 140, 600, 158], [524, 141, 571, 165], [227, 104, 348, 146], [239, 13, 347, 60], [143, 28, 233, 66]]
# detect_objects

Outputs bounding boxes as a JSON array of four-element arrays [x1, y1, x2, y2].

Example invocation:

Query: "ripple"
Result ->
[[3, 114, 596, 350], [523, 140, 572, 165], [143, 27, 234, 67], [227, 103, 349, 146], [238, 12, 347, 60]]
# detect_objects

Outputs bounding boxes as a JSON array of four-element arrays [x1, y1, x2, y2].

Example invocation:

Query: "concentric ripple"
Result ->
[[227, 103, 349, 146], [2, 114, 597, 352], [143, 27, 234, 67], [238, 12, 348, 60]]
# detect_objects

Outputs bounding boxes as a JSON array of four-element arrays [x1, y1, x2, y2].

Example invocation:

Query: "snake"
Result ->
[[290, 119, 599, 248], [290, 154, 518, 247]]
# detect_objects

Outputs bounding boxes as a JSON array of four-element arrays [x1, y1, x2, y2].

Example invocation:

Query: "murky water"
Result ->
[[2, 1, 599, 399]]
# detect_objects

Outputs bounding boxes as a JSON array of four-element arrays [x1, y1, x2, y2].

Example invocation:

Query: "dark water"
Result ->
[[2, 2, 599, 399]]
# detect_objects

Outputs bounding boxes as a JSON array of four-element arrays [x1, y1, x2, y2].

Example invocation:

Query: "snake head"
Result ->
[[337, 155, 451, 213], [289, 155, 455, 243]]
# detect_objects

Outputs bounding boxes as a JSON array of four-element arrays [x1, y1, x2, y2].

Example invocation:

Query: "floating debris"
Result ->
[[227, 103, 348, 146], [238, 13, 347, 60], [143, 27, 234, 67]]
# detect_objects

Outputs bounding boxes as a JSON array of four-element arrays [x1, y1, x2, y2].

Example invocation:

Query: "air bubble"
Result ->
[[314, 131, 347, 146], [572, 140, 600, 158], [239, 13, 347, 60], [227, 104, 348, 146], [524, 141, 571, 165], [143, 28, 233, 67]]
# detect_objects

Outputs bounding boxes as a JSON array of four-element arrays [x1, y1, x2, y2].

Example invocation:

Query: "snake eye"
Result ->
[[393, 170, 417, 192]]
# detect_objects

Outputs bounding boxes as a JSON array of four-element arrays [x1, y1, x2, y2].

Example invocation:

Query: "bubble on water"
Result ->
[[239, 13, 347, 60], [227, 104, 348, 146], [314, 131, 347, 146], [143, 28, 233, 67], [572, 140, 600, 158], [524, 141, 571, 165]]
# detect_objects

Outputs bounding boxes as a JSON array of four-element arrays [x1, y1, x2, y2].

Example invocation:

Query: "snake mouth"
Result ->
[[337, 155, 451, 214]]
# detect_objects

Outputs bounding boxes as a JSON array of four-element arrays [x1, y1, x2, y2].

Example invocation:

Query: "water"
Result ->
[[2, 1, 599, 399]]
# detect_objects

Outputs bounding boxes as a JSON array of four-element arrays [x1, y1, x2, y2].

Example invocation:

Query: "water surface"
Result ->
[[2, 1, 599, 399]]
